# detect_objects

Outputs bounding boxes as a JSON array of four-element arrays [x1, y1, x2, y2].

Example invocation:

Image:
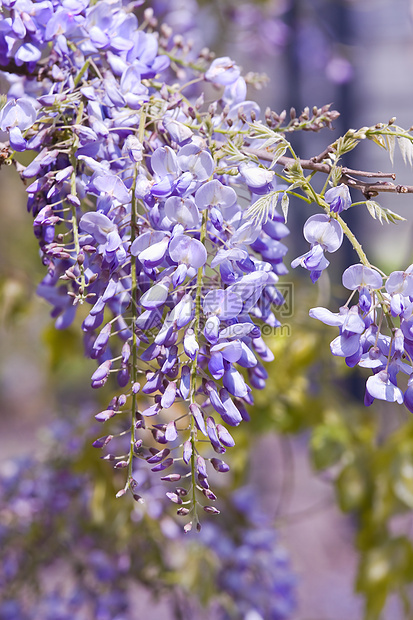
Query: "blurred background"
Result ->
[[2, 1, 413, 619]]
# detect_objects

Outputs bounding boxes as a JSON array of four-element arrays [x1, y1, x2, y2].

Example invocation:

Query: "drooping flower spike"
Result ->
[[0, 1, 294, 528]]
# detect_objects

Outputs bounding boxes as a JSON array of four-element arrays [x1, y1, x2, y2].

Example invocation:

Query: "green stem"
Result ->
[[127, 164, 139, 488], [127, 106, 146, 488], [68, 101, 86, 300], [335, 214, 370, 267], [160, 50, 206, 73], [188, 210, 208, 527], [73, 58, 91, 89], [336, 215, 395, 331]]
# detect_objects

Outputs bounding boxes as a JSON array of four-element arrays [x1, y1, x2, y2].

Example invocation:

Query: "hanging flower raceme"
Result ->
[[309, 260, 413, 411], [0, 2, 296, 529]]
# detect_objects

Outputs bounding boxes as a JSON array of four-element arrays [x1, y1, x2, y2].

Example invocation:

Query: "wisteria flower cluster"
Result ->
[[2, 0, 413, 536], [309, 262, 413, 410], [291, 184, 413, 413], [0, 0, 293, 530]]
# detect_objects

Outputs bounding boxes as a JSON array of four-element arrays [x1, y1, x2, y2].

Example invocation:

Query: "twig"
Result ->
[[246, 146, 395, 179], [341, 176, 411, 198], [244, 146, 413, 197]]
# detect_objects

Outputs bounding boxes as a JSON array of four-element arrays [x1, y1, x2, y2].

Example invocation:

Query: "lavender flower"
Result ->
[[325, 183, 352, 213], [0, 98, 37, 151], [292, 214, 343, 282]]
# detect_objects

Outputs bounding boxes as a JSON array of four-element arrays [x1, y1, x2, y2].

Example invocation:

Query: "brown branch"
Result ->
[[246, 146, 396, 179], [342, 177, 411, 199], [244, 146, 413, 197]]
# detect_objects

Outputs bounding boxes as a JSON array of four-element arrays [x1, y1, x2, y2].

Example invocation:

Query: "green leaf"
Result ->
[[331, 165, 343, 187], [284, 159, 303, 182], [281, 192, 289, 223], [335, 134, 360, 156], [398, 135, 413, 166], [365, 200, 406, 224], [248, 120, 278, 140], [270, 140, 288, 168], [385, 133, 396, 165], [215, 136, 257, 165], [245, 191, 281, 225]]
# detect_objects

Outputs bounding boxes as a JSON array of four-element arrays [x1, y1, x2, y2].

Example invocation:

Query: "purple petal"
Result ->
[[309, 306, 346, 327], [325, 184, 351, 213], [161, 382, 177, 409], [179, 365, 191, 400], [164, 195, 200, 227], [183, 440, 192, 464], [140, 280, 169, 309], [165, 420, 178, 442], [219, 388, 243, 426], [386, 267, 413, 296], [142, 403, 161, 417], [205, 56, 240, 85], [206, 416, 222, 451], [151, 145, 180, 178], [330, 333, 361, 357], [216, 422, 236, 446], [195, 179, 237, 211], [169, 235, 207, 268], [203, 288, 243, 320], [211, 340, 243, 363], [151, 457, 173, 472], [208, 351, 225, 380], [366, 371, 403, 404], [303, 214, 343, 252], [177, 144, 214, 181], [184, 329, 199, 360], [342, 264, 382, 290], [222, 366, 249, 398], [9, 126, 27, 151], [210, 458, 230, 472], [189, 403, 207, 436], [138, 237, 169, 267], [204, 315, 220, 343]]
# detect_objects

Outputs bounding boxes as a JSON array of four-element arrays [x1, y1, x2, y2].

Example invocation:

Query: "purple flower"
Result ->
[[0, 98, 37, 151], [291, 244, 330, 282], [168, 234, 207, 268], [342, 264, 382, 291], [303, 214, 343, 251], [164, 195, 200, 228], [93, 174, 131, 204], [203, 288, 243, 320], [292, 214, 343, 281], [365, 370, 404, 405], [385, 266, 413, 296], [177, 143, 215, 181], [325, 183, 351, 213], [140, 277, 170, 310], [194, 179, 237, 213], [205, 56, 241, 85], [310, 306, 366, 334], [239, 162, 275, 193]]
